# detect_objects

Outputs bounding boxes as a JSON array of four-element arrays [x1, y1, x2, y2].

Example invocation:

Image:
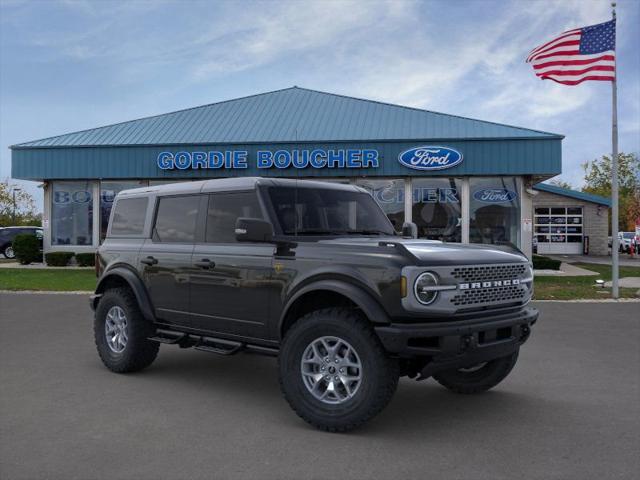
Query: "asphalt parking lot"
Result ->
[[1, 294, 638, 480]]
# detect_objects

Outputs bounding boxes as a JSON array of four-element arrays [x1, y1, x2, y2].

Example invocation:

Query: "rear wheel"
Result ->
[[278, 308, 399, 432], [433, 350, 519, 394], [3, 244, 15, 259], [94, 287, 159, 373]]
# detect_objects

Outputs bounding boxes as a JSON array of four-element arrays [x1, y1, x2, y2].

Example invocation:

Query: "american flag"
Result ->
[[526, 19, 616, 85]]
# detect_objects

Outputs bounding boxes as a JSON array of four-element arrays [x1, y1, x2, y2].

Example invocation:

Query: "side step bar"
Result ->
[[148, 329, 278, 357]]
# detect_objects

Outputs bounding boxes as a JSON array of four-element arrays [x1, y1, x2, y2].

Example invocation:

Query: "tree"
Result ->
[[582, 152, 640, 232], [547, 178, 573, 190], [0, 181, 41, 227]]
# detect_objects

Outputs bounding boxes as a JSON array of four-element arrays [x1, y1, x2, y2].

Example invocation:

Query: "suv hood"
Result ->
[[317, 237, 528, 266]]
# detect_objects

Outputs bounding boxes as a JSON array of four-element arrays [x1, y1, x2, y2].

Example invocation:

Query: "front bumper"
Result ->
[[375, 306, 538, 377]]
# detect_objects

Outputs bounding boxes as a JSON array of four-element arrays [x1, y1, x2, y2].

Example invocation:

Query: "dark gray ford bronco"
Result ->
[[91, 177, 537, 431]]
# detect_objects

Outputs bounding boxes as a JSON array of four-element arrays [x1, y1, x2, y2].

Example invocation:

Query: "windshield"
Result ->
[[266, 186, 395, 236], [622, 232, 635, 239]]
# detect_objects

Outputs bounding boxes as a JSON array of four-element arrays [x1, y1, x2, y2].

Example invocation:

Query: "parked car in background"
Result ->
[[0, 226, 43, 258], [619, 232, 635, 253]]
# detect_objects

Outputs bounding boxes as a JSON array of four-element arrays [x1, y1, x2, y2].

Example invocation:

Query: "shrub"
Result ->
[[532, 255, 562, 270], [12, 234, 42, 265], [45, 251, 75, 267], [75, 252, 95, 267]]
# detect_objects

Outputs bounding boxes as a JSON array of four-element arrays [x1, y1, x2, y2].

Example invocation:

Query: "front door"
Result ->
[[190, 191, 274, 340], [139, 194, 202, 327]]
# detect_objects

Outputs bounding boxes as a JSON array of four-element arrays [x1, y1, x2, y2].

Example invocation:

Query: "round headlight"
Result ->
[[414, 272, 439, 305]]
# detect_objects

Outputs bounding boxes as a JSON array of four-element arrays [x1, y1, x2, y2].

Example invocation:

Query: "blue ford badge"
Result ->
[[473, 188, 518, 203], [398, 146, 463, 171]]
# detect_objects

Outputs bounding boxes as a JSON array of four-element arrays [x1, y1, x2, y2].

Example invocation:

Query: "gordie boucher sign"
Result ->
[[156, 146, 464, 171]]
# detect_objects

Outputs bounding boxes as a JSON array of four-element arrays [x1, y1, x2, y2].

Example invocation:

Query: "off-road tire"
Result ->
[[94, 287, 159, 373], [433, 349, 519, 394], [278, 308, 399, 432]]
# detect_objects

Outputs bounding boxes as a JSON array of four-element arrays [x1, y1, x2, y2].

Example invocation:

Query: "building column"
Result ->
[[404, 178, 412, 224], [461, 178, 470, 243], [520, 177, 533, 260], [43, 182, 52, 254], [92, 181, 100, 249]]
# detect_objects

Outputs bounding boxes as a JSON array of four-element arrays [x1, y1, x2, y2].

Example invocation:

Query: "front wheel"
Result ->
[[433, 350, 519, 394], [278, 308, 399, 432]]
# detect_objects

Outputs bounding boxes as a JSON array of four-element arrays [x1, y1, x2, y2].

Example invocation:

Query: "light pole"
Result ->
[[12, 187, 22, 224]]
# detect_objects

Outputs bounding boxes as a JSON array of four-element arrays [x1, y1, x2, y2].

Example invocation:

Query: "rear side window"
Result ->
[[206, 192, 262, 243], [154, 195, 200, 243], [110, 198, 148, 236]]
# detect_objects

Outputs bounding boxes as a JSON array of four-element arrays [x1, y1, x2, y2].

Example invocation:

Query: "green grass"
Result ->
[[0, 261, 638, 299], [0, 268, 96, 291], [534, 262, 640, 300]]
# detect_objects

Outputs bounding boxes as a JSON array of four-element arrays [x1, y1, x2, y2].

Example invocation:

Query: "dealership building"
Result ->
[[10, 87, 611, 258]]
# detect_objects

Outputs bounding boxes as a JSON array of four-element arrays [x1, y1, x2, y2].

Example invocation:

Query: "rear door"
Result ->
[[139, 194, 204, 327], [190, 190, 274, 339]]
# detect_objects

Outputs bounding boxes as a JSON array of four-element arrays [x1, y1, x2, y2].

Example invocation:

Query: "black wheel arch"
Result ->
[[278, 278, 392, 339], [93, 266, 155, 323]]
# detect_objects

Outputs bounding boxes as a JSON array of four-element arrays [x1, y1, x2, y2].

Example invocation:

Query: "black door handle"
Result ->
[[194, 258, 215, 269], [141, 256, 158, 266]]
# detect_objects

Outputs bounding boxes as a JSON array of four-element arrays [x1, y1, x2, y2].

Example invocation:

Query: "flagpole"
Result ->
[[611, 1, 619, 298]]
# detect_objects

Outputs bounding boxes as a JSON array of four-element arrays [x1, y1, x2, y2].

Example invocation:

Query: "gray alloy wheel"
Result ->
[[4, 245, 15, 259], [104, 306, 128, 353], [300, 336, 363, 405]]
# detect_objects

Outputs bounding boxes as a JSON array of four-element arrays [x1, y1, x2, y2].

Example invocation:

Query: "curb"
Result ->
[[0, 290, 92, 295], [533, 298, 640, 303]]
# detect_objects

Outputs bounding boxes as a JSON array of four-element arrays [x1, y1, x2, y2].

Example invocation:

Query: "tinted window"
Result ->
[[206, 192, 263, 243], [110, 198, 148, 236], [267, 186, 395, 236], [154, 195, 200, 243]]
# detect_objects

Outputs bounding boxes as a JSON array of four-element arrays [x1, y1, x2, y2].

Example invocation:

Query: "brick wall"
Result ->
[[532, 191, 609, 256]]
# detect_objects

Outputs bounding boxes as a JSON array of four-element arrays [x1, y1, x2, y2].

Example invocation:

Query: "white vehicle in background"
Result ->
[[619, 232, 635, 253]]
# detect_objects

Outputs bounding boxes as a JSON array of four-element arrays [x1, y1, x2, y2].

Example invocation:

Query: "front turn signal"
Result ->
[[400, 276, 407, 298]]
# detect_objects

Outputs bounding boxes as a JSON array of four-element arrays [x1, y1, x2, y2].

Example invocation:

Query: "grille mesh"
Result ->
[[451, 264, 527, 283], [451, 285, 526, 306]]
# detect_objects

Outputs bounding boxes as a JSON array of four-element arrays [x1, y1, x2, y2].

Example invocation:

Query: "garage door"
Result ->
[[535, 207, 583, 254]]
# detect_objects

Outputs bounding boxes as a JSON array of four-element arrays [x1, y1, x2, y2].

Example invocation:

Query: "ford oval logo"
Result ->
[[398, 146, 463, 171], [473, 188, 518, 203]]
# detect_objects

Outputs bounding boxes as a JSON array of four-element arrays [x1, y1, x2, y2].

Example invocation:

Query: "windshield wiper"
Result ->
[[345, 230, 388, 235], [283, 229, 345, 235], [283, 228, 391, 236]]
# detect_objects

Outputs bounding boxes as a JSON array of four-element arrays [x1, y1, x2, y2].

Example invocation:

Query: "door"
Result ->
[[140, 194, 202, 327], [534, 206, 583, 254], [190, 191, 274, 339]]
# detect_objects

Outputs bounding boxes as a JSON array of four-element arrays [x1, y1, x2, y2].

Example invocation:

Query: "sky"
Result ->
[[1, 0, 639, 211]]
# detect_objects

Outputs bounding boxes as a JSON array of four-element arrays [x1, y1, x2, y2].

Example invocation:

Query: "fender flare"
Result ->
[[278, 279, 391, 337], [94, 267, 156, 322]]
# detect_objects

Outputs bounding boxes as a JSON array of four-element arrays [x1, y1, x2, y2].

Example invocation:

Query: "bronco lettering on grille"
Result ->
[[459, 279, 520, 290]]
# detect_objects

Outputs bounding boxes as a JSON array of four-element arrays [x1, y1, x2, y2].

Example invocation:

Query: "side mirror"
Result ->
[[235, 217, 274, 243], [402, 222, 418, 239]]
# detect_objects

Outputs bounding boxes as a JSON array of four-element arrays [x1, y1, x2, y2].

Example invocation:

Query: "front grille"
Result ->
[[451, 264, 527, 283], [451, 285, 526, 306]]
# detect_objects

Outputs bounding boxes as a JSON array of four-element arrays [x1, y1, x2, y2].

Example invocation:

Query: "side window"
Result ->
[[206, 191, 262, 243], [110, 198, 148, 236], [154, 195, 200, 243]]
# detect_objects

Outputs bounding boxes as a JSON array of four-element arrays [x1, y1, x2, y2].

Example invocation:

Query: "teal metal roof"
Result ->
[[534, 183, 611, 207], [12, 87, 562, 148]]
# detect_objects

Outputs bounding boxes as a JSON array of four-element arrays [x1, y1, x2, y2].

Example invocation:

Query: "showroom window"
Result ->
[[412, 178, 462, 242], [51, 181, 94, 246], [355, 179, 404, 231], [469, 177, 520, 248], [100, 181, 147, 241]]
